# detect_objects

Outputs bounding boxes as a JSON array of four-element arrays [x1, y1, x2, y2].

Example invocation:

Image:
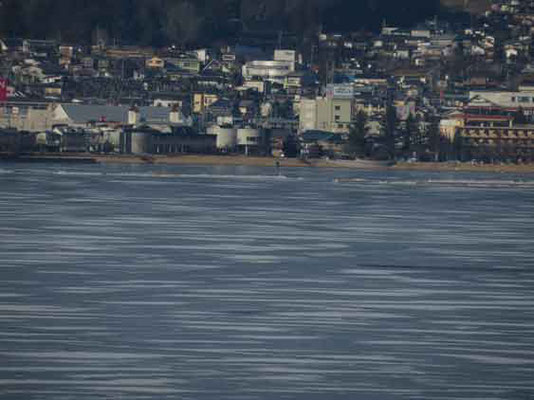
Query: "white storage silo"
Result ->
[[131, 131, 150, 154], [208, 126, 238, 150]]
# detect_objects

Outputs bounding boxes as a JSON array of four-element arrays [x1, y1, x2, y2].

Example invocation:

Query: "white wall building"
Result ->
[[274, 49, 296, 63], [469, 91, 534, 112], [242, 60, 295, 83], [299, 99, 318, 132], [299, 97, 353, 134]]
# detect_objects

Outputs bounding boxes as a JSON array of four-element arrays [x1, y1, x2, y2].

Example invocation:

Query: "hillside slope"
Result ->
[[0, 0, 480, 46], [440, 0, 492, 14]]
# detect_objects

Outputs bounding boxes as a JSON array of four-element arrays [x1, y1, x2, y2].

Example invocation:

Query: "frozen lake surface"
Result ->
[[1, 162, 534, 400]]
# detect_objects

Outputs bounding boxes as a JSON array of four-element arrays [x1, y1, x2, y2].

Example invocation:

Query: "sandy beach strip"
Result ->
[[393, 162, 534, 174], [94, 155, 534, 173], [3, 153, 534, 173], [92, 155, 392, 169]]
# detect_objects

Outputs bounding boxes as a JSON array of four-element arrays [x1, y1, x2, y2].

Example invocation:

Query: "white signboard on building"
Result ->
[[325, 84, 354, 99]]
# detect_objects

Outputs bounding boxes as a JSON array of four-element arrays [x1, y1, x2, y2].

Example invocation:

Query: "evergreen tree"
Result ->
[[427, 116, 441, 162], [384, 103, 397, 158], [453, 130, 463, 161], [403, 114, 417, 153], [346, 110, 367, 157], [283, 134, 299, 158]]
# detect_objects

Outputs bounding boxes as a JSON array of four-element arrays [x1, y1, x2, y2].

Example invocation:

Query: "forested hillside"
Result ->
[[440, 0, 491, 14], [0, 0, 461, 46]]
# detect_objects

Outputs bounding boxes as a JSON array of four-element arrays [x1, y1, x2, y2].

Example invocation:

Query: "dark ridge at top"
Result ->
[[0, 0, 467, 46]]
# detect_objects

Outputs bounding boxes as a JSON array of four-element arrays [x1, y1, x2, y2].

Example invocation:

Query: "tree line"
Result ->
[[0, 0, 446, 47], [346, 107, 444, 162]]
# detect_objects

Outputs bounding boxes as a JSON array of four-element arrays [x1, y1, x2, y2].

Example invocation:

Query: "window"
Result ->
[[335, 105, 341, 111], [335, 115, 340, 121]]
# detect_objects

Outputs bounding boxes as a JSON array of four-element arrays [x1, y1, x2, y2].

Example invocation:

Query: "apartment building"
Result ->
[[299, 97, 353, 134]]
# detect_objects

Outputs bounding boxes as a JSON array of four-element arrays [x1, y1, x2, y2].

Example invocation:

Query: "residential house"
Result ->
[[193, 93, 219, 114], [166, 56, 201, 74], [146, 57, 165, 70]]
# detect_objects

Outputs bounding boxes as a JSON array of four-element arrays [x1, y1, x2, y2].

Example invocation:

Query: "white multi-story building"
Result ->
[[299, 97, 353, 134], [242, 60, 295, 83], [468, 91, 534, 113]]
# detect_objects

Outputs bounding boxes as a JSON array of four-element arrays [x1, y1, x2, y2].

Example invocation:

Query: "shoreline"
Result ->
[[94, 155, 394, 170], [393, 161, 534, 174], [2, 153, 534, 173], [0, 154, 393, 170]]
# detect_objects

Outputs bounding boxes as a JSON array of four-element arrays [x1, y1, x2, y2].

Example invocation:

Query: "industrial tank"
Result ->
[[131, 131, 150, 154], [208, 126, 237, 149]]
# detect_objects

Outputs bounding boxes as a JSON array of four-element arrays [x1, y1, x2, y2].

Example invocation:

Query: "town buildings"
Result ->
[[2, 0, 534, 162]]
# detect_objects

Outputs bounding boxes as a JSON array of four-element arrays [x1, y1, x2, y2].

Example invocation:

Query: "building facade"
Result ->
[[456, 125, 534, 161], [299, 97, 353, 134]]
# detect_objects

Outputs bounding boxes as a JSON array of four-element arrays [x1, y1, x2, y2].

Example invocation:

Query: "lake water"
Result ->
[[1, 162, 534, 400]]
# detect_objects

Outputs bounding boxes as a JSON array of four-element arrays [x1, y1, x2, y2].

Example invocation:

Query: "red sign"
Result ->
[[0, 78, 7, 102]]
